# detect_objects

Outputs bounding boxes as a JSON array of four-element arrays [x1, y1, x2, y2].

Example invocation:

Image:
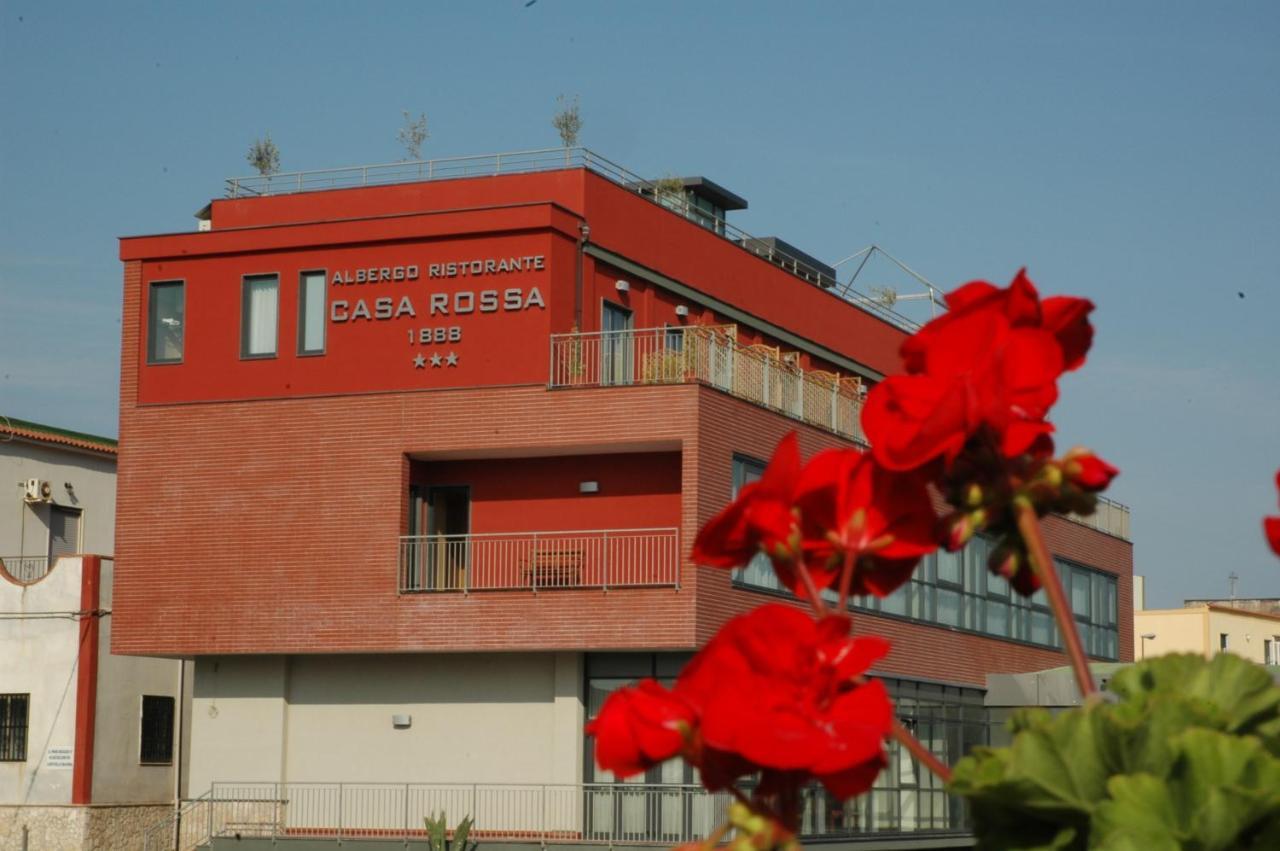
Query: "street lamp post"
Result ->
[[1140, 632, 1157, 659]]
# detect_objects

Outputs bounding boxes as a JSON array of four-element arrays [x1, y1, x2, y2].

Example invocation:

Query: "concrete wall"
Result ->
[[0, 556, 82, 805], [0, 440, 115, 560], [0, 802, 171, 851], [188, 652, 583, 795], [91, 560, 182, 805]]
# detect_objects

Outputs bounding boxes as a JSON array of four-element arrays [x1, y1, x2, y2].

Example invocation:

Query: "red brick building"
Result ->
[[116, 149, 1131, 847]]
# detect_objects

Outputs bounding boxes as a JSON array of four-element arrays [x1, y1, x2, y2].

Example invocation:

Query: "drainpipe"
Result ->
[[574, 223, 590, 330], [173, 660, 185, 851]]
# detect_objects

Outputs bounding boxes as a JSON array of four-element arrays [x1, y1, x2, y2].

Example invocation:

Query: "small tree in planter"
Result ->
[[552, 94, 583, 163], [246, 134, 280, 187]]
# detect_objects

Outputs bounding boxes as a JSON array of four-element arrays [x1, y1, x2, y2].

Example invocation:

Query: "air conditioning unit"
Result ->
[[24, 478, 52, 503]]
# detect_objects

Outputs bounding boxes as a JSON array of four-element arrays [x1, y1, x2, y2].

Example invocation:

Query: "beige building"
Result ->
[[1, 416, 183, 850], [1135, 603, 1280, 664]]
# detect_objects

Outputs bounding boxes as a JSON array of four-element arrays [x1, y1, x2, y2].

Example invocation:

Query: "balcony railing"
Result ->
[[398, 528, 680, 594], [1065, 495, 1131, 540], [144, 781, 965, 851], [550, 326, 866, 443], [0, 555, 51, 583]]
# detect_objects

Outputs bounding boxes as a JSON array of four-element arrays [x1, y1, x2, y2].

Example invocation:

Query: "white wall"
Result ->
[[0, 439, 116, 561], [0, 557, 82, 805], [187, 652, 584, 794], [91, 559, 183, 804]]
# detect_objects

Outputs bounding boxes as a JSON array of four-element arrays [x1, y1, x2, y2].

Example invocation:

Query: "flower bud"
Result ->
[[965, 482, 984, 508], [1061, 448, 1119, 492]]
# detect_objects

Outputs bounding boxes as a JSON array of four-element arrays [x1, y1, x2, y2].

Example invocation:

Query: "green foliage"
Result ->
[[950, 653, 1280, 850], [246, 134, 280, 177], [552, 94, 583, 148], [423, 811, 477, 851]]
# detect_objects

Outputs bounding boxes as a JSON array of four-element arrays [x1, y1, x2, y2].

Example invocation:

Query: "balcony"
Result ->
[[0, 555, 51, 584], [549, 326, 866, 443], [397, 528, 680, 594], [1065, 496, 1131, 540]]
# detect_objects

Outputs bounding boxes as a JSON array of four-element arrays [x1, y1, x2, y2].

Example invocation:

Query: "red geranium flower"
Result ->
[[863, 271, 1094, 473], [1266, 470, 1280, 558], [793, 448, 938, 597], [586, 679, 696, 777], [679, 605, 892, 799], [692, 433, 802, 572], [587, 605, 894, 801]]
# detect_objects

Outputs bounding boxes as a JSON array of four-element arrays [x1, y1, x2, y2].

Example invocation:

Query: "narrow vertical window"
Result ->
[[241, 274, 279, 358], [0, 694, 29, 761], [147, 281, 184, 364], [139, 695, 175, 764], [298, 271, 326, 355], [1220, 633, 1229, 651]]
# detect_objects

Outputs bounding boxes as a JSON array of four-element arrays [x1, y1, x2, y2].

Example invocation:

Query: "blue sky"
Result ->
[[1, 1, 1277, 607]]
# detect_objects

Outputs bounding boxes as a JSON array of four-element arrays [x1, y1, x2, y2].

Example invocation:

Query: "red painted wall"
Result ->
[[412, 453, 681, 534]]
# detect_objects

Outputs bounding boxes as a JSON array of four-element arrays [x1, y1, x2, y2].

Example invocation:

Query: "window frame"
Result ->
[[240, 273, 281, 360], [297, 269, 328, 356], [146, 280, 185, 365], [0, 693, 30, 762], [139, 694, 175, 765]]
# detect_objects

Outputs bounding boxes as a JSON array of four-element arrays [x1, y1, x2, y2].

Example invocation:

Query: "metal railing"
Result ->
[[398, 528, 680, 594], [1065, 495, 1131, 540], [0, 555, 52, 583], [223, 146, 918, 332], [550, 325, 866, 444], [143, 781, 965, 850]]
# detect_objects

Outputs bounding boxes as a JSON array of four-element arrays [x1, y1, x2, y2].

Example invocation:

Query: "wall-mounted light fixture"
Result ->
[[579, 481, 600, 494], [674, 305, 689, 317], [615, 280, 630, 292], [392, 714, 412, 729]]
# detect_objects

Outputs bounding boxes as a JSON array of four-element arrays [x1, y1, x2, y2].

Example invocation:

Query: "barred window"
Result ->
[[139, 695, 175, 764], [0, 694, 29, 762]]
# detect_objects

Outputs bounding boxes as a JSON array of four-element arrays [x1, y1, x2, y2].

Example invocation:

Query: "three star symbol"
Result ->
[[412, 351, 460, 368]]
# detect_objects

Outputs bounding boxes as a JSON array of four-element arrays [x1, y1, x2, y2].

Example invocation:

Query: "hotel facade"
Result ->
[[115, 149, 1133, 849]]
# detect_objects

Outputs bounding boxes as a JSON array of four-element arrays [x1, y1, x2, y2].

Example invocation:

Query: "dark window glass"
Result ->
[[140, 695, 175, 764], [0, 694, 29, 761], [147, 281, 184, 364]]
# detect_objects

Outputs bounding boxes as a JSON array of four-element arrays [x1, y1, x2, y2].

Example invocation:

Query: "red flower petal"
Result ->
[[587, 680, 694, 778], [1041, 295, 1095, 372]]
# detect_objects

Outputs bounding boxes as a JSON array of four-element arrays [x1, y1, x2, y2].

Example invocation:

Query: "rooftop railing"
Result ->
[[1065, 495, 1131, 540], [398, 528, 680, 594], [549, 325, 867, 444], [143, 781, 965, 851], [223, 146, 918, 332]]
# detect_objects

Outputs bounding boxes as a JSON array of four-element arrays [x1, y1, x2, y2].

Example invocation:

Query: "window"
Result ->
[[0, 694, 29, 762], [298, 270, 326, 355], [139, 695, 175, 764], [1220, 633, 1229, 651], [241, 274, 279, 358], [48, 506, 81, 561], [733, 527, 1121, 660], [1265, 639, 1274, 666], [147, 281, 184, 364], [600, 302, 633, 385]]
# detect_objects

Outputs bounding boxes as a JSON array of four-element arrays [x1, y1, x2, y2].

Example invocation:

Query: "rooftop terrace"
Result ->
[[221, 146, 941, 333]]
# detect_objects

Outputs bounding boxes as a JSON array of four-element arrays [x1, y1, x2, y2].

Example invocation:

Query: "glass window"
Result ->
[[936, 549, 962, 585], [241, 274, 279, 358], [147, 281, 184, 364], [140, 695, 175, 764], [298, 271, 326, 355], [0, 694, 28, 762]]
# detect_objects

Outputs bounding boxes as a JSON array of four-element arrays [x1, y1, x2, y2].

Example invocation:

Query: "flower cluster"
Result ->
[[864, 270, 1117, 593], [587, 604, 893, 802], [692, 433, 938, 602]]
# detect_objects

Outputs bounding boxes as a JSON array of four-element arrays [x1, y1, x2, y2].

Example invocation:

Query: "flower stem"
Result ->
[[1013, 497, 1096, 699], [837, 547, 856, 612], [891, 718, 952, 784], [795, 562, 829, 617]]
